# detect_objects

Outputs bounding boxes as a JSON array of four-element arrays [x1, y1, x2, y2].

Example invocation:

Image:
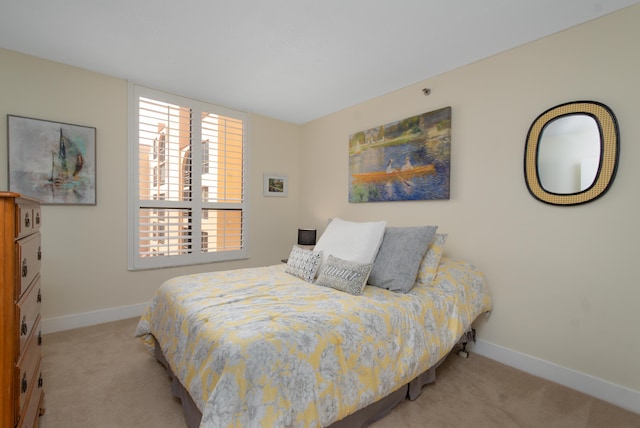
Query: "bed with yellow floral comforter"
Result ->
[[135, 257, 491, 428]]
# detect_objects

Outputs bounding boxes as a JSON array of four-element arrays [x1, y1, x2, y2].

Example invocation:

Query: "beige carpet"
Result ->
[[39, 318, 640, 428]]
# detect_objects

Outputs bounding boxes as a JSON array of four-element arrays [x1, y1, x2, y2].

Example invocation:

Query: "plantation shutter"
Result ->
[[129, 85, 247, 270]]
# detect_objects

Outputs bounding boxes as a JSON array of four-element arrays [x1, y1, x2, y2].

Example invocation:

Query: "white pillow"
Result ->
[[314, 218, 387, 268]]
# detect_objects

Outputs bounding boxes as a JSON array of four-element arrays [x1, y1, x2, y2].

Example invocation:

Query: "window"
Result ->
[[128, 85, 247, 270]]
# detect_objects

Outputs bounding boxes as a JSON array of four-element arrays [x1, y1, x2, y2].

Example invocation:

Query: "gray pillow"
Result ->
[[315, 255, 373, 295], [368, 226, 437, 293]]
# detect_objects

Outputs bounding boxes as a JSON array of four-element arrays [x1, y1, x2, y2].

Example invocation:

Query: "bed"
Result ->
[[135, 220, 492, 428]]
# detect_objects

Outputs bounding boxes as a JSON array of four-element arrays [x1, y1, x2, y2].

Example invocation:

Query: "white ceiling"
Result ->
[[1, 0, 638, 124]]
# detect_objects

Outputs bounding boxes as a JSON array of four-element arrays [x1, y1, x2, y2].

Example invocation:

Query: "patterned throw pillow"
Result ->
[[416, 233, 448, 286], [315, 255, 373, 295], [285, 246, 322, 283]]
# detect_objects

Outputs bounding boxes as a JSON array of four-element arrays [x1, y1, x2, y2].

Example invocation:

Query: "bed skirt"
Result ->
[[153, 337, 445, 428]]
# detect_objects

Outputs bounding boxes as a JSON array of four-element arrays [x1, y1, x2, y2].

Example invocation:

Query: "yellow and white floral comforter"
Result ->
[[135, 257, 492, 428]]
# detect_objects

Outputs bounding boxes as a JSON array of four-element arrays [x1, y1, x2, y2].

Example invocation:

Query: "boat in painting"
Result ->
[[352, 163, 435, 183]]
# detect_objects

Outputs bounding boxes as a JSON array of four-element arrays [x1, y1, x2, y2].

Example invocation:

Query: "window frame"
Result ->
[[128, 84, 249, 270]]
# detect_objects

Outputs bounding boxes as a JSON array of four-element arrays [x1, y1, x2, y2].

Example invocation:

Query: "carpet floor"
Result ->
[[38, 317, 640, 428]]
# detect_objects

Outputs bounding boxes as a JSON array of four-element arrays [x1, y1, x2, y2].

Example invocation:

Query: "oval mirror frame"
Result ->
[[524, 101, 619, 206]]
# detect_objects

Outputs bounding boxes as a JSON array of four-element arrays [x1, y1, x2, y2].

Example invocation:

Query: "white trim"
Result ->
[[472, 339, 640, 415], [127, 82, 137, 270], [41, 302, 148, 334]]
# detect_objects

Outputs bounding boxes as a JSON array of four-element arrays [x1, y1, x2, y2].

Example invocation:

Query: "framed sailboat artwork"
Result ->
[[7, 115, 97, 205]]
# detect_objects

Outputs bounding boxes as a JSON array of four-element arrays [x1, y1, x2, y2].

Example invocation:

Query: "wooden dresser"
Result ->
[[1, 192, 45, 428]]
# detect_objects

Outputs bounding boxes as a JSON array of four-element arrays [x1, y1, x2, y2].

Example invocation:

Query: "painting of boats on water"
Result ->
[[8, 115, 96, 205], [349, 107, 451, 202]]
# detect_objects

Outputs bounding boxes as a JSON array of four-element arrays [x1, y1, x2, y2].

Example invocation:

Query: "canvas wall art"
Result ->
[[8, 115, 96, 205], [349, 107, 451, 203]]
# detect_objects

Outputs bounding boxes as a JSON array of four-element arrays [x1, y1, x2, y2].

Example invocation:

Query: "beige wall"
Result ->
[[0, 48, 301, 321], [300, 6, 640, 394]]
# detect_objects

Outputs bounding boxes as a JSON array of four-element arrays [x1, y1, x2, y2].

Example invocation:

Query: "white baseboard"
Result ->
[[42, 305, 639, 415], [42, 302, 148, 334], [472, 339, 640, 415]]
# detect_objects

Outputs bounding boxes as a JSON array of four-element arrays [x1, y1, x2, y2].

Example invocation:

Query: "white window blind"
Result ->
[[128, 85, 248, 270]]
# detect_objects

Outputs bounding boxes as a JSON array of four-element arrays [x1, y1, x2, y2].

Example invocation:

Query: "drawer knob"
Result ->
[[21, 316, 27, 336], [21, 373, 27, 393], [37, 289, 42, 303], [38, 331, 42, 346], [22, 259, 28, 277], [36, 212, 41, 225], [38, 373, 43, 388], [38, 246, 42, 260], [24, 212, 30, 228]]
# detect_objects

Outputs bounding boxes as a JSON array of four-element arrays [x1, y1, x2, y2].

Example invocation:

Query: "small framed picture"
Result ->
[[8, 115, 97, 205], [263, 173, 288, 197]]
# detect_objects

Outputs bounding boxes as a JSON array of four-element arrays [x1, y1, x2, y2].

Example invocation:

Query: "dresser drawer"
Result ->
[[16, 233, 41, 298], [32, 205, 42, 233], [17, 275, 42, 356], [15, 202, 40, 239], [16, 360, 43, 428], [16, 319, 43, 421]]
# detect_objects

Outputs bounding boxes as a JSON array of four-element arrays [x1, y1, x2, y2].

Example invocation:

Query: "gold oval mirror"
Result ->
[[524, 101, 619, 206]]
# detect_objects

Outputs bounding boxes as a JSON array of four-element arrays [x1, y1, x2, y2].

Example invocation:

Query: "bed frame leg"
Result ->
[[457, 328, 476, 358]]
